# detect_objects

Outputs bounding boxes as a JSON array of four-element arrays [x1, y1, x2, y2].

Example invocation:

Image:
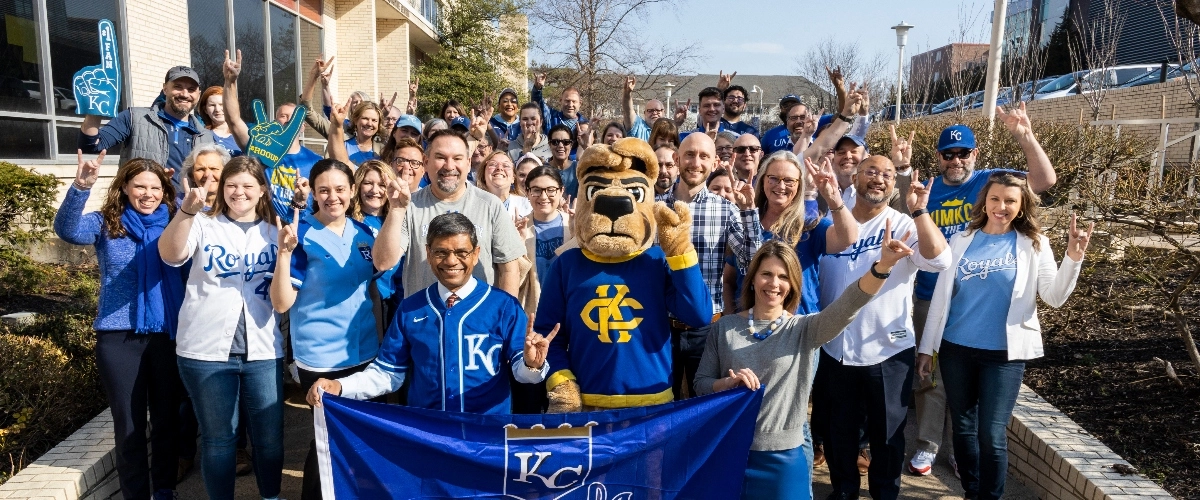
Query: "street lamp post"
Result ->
[[891, 21, 914, 123], [664, 82, 675, 114], [751, 85, 763, 115], [982, 0, 1009, 125]]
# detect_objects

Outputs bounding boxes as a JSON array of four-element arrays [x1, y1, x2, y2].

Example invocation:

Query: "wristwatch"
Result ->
[[870, 261, 891, 279], [910, 208, 928, 219], [835, 113, 853, 124]]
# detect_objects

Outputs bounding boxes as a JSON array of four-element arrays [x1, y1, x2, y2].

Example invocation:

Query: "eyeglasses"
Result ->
[[860, 168, 895, 182], [549, 139, 572, 147], [765, 175, 799, 188], [716, 145, 734, 153], [733, 146, 762, 154], [527, 186, 562, 198], [645, 108, 665, 114], [725, 96, 746, 103], [940, 149, 974, 161], [391, 157, 423, 170], [430, 249, 474, 261], [485, 161, 512, 172]]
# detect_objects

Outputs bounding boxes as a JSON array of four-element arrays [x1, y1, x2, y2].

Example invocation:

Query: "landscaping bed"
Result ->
[[1026, 252, 1200, 499]]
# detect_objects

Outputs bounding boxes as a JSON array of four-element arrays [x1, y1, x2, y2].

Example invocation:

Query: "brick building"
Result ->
[[908, 43, 989, 90]]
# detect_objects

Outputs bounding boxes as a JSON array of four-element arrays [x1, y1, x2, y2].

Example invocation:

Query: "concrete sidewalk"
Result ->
[[148, 382, 1035, 499]]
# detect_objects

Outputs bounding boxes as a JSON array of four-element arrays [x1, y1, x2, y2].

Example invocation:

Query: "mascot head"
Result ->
[[574, 137, 660, 258]]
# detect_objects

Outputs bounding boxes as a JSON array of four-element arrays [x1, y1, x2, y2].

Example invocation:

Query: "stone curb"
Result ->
[[0, 409, 116, 500], [1008, 384, 1175, 499]]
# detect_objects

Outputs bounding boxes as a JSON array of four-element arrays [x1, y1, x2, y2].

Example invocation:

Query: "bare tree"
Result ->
[[944, 1, 990, 117], [794, 38, 888, 113], [1001, 30, 1049, 102], [530, 0, 698, 118], [1067, 0, 1126, 120], [1160, 0, 1200, 110]]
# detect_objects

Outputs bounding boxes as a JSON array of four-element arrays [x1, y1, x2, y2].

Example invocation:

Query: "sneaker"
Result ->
[[857, 449, 871, 476], [236, 448, 253, 476], [949, 454, 960, 479], [908, 450, 935, 475]]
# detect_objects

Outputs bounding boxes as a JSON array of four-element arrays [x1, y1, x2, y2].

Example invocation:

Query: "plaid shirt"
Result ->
[[663, 188, 761, 314]]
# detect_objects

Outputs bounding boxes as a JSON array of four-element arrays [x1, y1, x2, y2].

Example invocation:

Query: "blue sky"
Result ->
[[530, 0, 994, 76]]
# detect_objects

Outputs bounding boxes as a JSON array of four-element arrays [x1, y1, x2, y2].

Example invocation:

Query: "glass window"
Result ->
[[0, 118, 48, 158], [234, 0, 267, 120], [47, 0, 125, 117], [188, 0, 229, 98], [0, 0, 42, 114], [57, 125, 121, 156], [299, 20, 324, 143], [270, 5, 297, 109]]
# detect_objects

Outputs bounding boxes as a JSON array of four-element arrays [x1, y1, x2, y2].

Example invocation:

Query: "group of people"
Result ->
[[55, 51, 1094, 500]]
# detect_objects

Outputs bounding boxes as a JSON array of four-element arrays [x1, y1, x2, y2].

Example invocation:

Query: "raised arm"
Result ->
[[300, 56, 335, 139], [54, 150, 105, 246], [997, 102, 1055, 193], [222, 50, 251, 149], [621, 76, 636, 131], [804, 77, 863, 163], [806, 157, 858, 253], [325, 102, 351, 164], [405, 77, 419, 115], [372, 177, 411, 271], [1038, 214, 1090, 307], [269, 209, 301, 313], [907, 170, 949, 262], [159, 177, 205, 264]]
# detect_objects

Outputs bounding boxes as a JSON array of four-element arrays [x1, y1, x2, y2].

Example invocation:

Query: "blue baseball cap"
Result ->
[[395, 114, 422, 134], [836, 134, 869, 153], [937, 124, 976, 151], [450, 116, 471, 131], [780, 94, 802, 106]]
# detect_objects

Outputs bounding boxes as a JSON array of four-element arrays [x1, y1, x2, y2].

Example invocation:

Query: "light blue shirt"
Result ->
[[629, 116, 651, 141], [533, 214, 564, 287], [942, 230, 1018, 351]]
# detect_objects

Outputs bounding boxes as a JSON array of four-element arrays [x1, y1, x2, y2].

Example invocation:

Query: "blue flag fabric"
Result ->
[[315, 388, 764, 499], [72, 19, 121, 117]]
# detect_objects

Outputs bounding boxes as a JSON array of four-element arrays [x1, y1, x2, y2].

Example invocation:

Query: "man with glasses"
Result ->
[[906, 103, 1056, 477], [817, 155, 951, 499], [489, 88, 522, 150], [719, 85, 759, 137], [654, 144, 679, 201], [729, 134, 763, 183], [622, 76, 666, 141]]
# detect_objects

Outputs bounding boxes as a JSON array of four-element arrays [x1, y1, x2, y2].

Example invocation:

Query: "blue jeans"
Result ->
[[178, 356, 284, 500], [939, 341, 1025, 500]]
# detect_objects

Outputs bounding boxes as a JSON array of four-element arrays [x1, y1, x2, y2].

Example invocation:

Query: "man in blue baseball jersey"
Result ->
[[307, 213, 555, 414]]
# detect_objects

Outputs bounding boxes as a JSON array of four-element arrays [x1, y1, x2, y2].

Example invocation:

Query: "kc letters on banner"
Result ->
[[314, 388, 764, 499]]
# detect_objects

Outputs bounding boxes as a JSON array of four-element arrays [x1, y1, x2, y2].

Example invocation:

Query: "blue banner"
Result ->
[[315, 388, 763, 499]]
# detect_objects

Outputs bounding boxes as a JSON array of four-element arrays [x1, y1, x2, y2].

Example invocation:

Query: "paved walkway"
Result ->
[[99, 382, 1037, 499]]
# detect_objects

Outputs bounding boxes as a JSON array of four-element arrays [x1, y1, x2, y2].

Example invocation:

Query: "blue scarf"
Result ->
[[120, 204, 184, 337]]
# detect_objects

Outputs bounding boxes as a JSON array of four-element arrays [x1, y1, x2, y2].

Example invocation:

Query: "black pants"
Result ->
[[298, 364, 380, 500], [812, 351, 870, 449], [95, 330, 181, 500], [669, 326, 704, 399], [822, 348, 914, 500]]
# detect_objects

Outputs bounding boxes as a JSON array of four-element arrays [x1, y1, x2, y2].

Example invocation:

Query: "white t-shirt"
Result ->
[[817, 207, 951, 366], [165, 213, 284, 362], [501, 194, 533, 220]]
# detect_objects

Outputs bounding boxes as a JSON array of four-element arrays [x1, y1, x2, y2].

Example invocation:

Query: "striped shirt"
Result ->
[[663, 188, 761, 314]]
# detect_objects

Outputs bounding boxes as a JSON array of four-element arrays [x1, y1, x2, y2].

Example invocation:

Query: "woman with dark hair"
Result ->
[[523, 165, 570, 287], [648, 117, 680, 150], [158, 156, 285, 500], [269, 158, 394, 499], [197, 86, 241, 155], [441, 99, 466, 122], [695, 238, 914, 500], [54, 152, 183, 500], [601, 121, 625, 145], [543, 123, 577, 199], [917, 173, 1092, 500]]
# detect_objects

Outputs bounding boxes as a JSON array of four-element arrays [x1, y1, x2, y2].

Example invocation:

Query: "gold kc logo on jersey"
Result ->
[[580, 285, 643, 343]]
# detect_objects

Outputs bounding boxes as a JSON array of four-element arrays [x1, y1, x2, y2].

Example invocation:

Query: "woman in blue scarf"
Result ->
[[54, 151, 185, 500]]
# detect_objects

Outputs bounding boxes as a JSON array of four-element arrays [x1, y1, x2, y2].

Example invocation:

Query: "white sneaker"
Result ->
[[907, 450, 935, 475]]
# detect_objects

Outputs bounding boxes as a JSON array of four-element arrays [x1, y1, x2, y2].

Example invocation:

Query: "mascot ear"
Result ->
[[628, 156, 646, 175], [610, 137, 659, 181]]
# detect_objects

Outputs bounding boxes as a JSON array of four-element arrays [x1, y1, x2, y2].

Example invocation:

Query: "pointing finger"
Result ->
[[96, 149, 107, 164], [908, 130, 916, 145], [293, 206, 300, 224], [889, 124, 897, 142], [884, 218, 893, 244], [545, 323, 560, 344]]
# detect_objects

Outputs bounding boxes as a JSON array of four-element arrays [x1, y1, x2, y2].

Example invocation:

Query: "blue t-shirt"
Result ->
[[914, 168, 1017, 300], [276, 214, 381, 370], [360, 214, 403, 303], [721, 118, 759, 137], [212, 132, 243, 156], [557, 163, 579, 200], [794, 217, 831, 315], [266, 147, 323, 224], [533, 214, 564, 287], [629, 116, 651, 141], [345, 138, 378, 166], [942, 231, 1018, 351], [761, 125, 793, 155]]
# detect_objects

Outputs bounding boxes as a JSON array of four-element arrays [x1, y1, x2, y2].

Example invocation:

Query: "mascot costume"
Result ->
[[534, 137, 713, 412]]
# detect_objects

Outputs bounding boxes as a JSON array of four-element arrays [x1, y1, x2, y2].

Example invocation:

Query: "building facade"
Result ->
[[908, 43, 990, 90]]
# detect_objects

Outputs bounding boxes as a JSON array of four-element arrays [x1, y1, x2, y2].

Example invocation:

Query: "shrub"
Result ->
[[0, 162, 58, 247]]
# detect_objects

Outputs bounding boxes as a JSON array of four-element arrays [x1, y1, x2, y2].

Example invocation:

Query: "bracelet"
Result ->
[[72, 181, 91, 190], [290, 200, 308, 210], [829, 203, 846, 212], [836, 113, 853, 124], [910, 208, 927, 219], [870, 261, 891, 279], [179, 208, 197, 217]]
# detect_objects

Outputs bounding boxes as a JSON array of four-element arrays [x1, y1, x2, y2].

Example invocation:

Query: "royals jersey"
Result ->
[[538, 247, 712, 408]]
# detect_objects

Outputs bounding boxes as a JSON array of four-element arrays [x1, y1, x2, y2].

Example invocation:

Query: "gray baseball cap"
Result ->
[[164, 66, 201, 86]]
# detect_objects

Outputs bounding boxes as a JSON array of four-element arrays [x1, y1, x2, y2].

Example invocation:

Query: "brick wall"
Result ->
[[333, 0, 378, 100], [124, 0, 192, 107], [376, 18, 411, 111]]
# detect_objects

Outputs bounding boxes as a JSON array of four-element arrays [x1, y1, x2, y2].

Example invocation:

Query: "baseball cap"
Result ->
[[450, 116, 471, 131], [164, 66, 201, 86], [836, 134, 869, 154], [395, 114, 423, 134], [779, 94, 802, 106], [498, 88, 519, 101], [937, 124, 976, 151]]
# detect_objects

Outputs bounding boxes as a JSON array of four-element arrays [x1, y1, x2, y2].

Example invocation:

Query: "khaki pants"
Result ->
[[912, 298, 953, 456]]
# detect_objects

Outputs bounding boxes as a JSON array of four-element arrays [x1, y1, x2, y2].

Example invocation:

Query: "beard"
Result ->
[[943, 165, 974, 185], [861, 184, 889, 204]]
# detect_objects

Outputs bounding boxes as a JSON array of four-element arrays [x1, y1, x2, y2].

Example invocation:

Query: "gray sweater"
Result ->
[[694, 282, 874, 451]]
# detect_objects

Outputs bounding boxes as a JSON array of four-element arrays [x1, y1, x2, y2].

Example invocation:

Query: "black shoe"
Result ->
[[826, 493, 855, 500]]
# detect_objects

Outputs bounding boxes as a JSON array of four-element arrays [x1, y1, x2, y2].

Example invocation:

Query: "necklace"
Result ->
[[749, 308, 788, 341]]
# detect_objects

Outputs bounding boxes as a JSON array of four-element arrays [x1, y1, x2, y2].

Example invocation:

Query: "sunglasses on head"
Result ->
[[940, 149, 973, 161], [989, 170, 1028, 180]]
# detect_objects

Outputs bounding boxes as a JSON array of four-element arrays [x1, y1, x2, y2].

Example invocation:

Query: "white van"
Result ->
[[1033, 65, 1159, 100]]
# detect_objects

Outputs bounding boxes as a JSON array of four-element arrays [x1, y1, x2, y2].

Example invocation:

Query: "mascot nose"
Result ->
[[593, 194, 635, 222]]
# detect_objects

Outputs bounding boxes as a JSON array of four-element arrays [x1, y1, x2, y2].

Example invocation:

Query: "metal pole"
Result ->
[[896, 45, 904, 123], [983, 0, 1009, 125]]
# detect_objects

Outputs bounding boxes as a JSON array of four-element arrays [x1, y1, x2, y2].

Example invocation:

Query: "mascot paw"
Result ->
[[547, 380, 583, 413], [654, 201, 695, 258]]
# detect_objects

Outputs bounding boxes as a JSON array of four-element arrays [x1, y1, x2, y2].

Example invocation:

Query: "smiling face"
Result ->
[[427, 233, 479, 290], [515, 161, 537, 196], [760, 159, 800, 209], [357, 169, 386, 216], [191, 151, 224, 206], [427, 135, 471, 196], [724, 89, 747, 117], [677, 133, 716, 189], [163, 78, 200, 117], [731, 134, 762, 181], [499, 93, 519, 119], [853, 156, 896, 206], [356, 108, 380, 139], [603, 125, 624, 145], [483, 154, 515, 195], [442, 105, 461, 122], [312, 168, 354, 220], [983, 183, 1023, 232], [785, 104, 811, 138], [204, 94, 225, 126], [222, 171, 265, 219], [122, 171, 165, 215], [549, 129, 572, 161], [752, 256, 791, 310], [699, 95, 723, 125], [383, 107, 401, 131], [707, 174, 733, 199], [833, 140, 866, 184], [526, 173, 563, 219], [715, 135, 734, 163], [391, 146, 425, 190], [560, 89, 581, 117], [938, 147, 978, 185], [520, 107, 542, 141]]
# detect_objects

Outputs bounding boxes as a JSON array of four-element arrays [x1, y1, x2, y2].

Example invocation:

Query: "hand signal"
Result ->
[[879, 217, 914, 267], [523, 316, 559, 370], [248, 100, 307, 168], [74, 149, 105, 190], [180, 176, 208, 215], [72, 19, 121, 117]]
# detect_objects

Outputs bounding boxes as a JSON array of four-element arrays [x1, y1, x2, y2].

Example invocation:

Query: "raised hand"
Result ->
[[855, 85, 871, 116], [523, 317, 559, 370], [470, 104, 489, 138], [1066, 213, 1094, 261], [247, 99, 307, 168], [514, 213, 532, 238], [292, 177, 311, 208], [703, 120, 718, 138], [72, 19, 121, 117], [380, 91, 398, 109], [277, 206, 301, 254], [907, 169, 933, 212], [329, 102, 347, 126], [534, 73, 547, 90], [223, 49, 242, 84], [386, 178, 410, 209], [732, 179, 755, 210], [719, 368, 761, 392], [74, 149, 105, 190], [180, 177, 207, 215], [826, 66, 845, 89], [624, 76, 636, 94], [674, 98, 691, 125], [879, 217, 915, 267], [800, 112, 819, 138], [889, 125, 915, 168], [805, 157, 839, 205], [997, 101, 1033, 138], [308, 55, 334, 84], [559, 195, 576, 216], [408, 77, 419, 98], [717, 70, 737, 91]]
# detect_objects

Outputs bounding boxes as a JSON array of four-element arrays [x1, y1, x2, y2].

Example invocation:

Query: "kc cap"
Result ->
[[937, 124, 976, 151]]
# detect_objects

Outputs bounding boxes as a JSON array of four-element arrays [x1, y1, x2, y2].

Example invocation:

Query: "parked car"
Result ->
[[930, 95, 966, 115], [1033, 65, 1159, 100], [1120, 64, 1187, 88], [22, 80, 41, 101], [54, 87, 76, 111], [1012, 77, 1058, 102], [878, 104, 931, 120], [968, 88, 1012, 108]]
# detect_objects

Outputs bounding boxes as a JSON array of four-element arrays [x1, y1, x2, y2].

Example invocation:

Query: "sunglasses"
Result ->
[[940, 149, 973, 161], [989, 170, 1028, 180], [733, 146, 762, 154], [549, 139, 572, 147]]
